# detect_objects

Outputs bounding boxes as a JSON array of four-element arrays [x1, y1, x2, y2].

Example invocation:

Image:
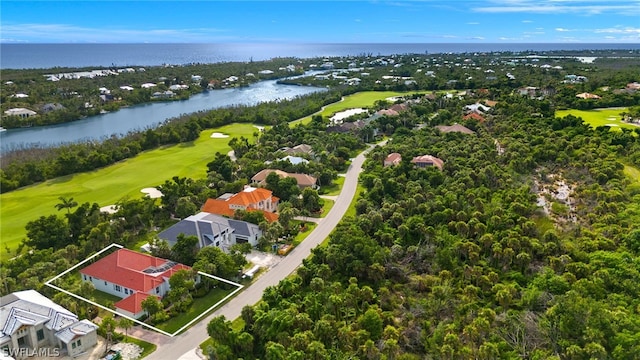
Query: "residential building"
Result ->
[[80, 249, 192, 318], [411, 155, 444, 171], [0, 290, 98, 358], [383, 153, 402, 167], [251, 169, 318, 189], [280, 144, 314, 156], [202, 186, 279, 222], [436, 124, 476, 135], [157, 212, 262, 249], [463, 112, 486, 122], [576, 92, 601, 99], [3, 108, 36, 118]]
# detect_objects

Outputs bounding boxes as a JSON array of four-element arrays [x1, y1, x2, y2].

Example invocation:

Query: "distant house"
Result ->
[[141, 83, 157, 89], [0, 290, 98, 357], [576, 92, 601, 99], [280, 144, 314, 156], [202, 186, 279, 222], [436, 124, 476, 135], [4, 108, 36, 118], [389, 103, 409, 113], [80, 249, 193, 319], [191, 75, 202, 83], [376, 109, 399, 117], [119, 85, 134, 91], [411, 155, 444, 170], [41, 103, 65, 113], [251, 169, 318, 189], [517, 86, 538, 98], [157, 212, 262, 249], [464, 103, 491, 114], [463, 112, 486, 122], [384, 153, 402, 167]]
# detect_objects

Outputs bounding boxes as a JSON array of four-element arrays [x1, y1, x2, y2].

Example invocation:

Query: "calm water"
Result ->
[[0, 79, 325, 153], [2, 43, 639, 69]]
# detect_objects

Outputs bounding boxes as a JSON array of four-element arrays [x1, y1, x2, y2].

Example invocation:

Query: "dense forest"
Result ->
[[204, 98, 640, 358]]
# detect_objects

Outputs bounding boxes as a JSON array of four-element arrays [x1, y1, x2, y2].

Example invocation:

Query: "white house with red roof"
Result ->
[[80, 249, 193, 318]]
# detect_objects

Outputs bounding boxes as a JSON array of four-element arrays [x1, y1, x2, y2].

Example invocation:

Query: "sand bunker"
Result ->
[[141, 187, 163, 198], [253, 125, 265, 131], [99, 205, 118, 214], [210, 132, 229, 138]]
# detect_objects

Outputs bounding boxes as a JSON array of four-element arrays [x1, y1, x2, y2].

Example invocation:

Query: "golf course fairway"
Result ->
[[0, 123, 258, 255], [555, 108, 639, 132]]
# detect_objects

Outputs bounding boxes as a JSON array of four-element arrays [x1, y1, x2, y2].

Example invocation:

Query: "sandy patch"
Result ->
[[386, 96, 403, 102], [606, 124, 620, 127], [607, 117, 617, 120], [210, 132, 229, 138], [100, 205, 118, 214], [253, 125, 265, 131], [141, 187, 163, 198], [330, 108, 368, 123]]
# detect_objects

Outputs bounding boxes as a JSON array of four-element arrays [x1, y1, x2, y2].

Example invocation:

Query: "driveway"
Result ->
[[144, 141, 384, 360]]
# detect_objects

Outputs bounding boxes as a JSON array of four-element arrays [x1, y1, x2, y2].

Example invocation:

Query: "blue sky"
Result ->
[[2, 0, 639, 43]]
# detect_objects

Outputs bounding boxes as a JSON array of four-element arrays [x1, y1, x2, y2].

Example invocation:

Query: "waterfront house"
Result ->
[[0, 290, 98, 358], [80, 249, 192, 319], [3, 108, 37, 118]]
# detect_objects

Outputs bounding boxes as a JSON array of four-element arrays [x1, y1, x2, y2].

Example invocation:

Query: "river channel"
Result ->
[[0, 79, 325, 153]]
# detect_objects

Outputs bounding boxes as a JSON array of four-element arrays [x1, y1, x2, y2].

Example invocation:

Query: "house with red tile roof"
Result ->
[[411, 155, 444, 171], [202, 186, 279, 222], [463, 112, 486, 122], [383, 153, 402, 167], [80, 249, 192, 318]]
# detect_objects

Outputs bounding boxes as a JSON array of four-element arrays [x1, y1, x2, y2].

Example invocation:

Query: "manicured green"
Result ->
[[291, 91, 425, 125], [556, 108, 639, 131], [154, 287, 234, 334], [0, 124, 258, 255]]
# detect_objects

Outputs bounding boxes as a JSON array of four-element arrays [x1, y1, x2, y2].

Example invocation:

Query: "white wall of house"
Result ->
[[82, 274, 170, 299]]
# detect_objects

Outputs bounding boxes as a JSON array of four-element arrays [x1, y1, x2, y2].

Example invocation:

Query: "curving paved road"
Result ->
[[145, 142, 383, 360]]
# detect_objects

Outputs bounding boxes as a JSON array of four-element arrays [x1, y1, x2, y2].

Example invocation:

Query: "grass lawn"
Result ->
[[555, 108, 639, 132], [0, 123, 258, 255], [153, 287, 234, 334], [292, 223, 317, 246], [91, 289, 122, 306], [291, 91, 426, 125], [319, 176, 345, 196], [319, 199, 334, 218]]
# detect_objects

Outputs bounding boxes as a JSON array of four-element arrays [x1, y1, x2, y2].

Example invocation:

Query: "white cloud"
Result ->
[[467, 22, 480, 25], [594, 26, 640, 34], [522, 20, 533, 23], [555, 27, 572, 32], [0, 23, 232, 43], [473, 0, 640, 15]]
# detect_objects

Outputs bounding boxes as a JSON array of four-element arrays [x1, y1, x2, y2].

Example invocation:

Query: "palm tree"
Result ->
[[55, 196, 78, 215]]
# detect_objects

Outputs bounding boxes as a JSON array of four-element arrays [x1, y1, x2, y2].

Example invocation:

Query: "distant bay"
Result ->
[[2, 43, 639, 69], [0, 79, 325, 153]]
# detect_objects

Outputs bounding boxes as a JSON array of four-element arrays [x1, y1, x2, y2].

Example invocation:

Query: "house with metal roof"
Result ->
[[0, 290, 98, 358], [157, 212, 262, 250]]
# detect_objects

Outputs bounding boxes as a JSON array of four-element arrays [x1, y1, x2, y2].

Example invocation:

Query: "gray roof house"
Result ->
[[157, 212, 262, 251], [0, 290, 98, 358]]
